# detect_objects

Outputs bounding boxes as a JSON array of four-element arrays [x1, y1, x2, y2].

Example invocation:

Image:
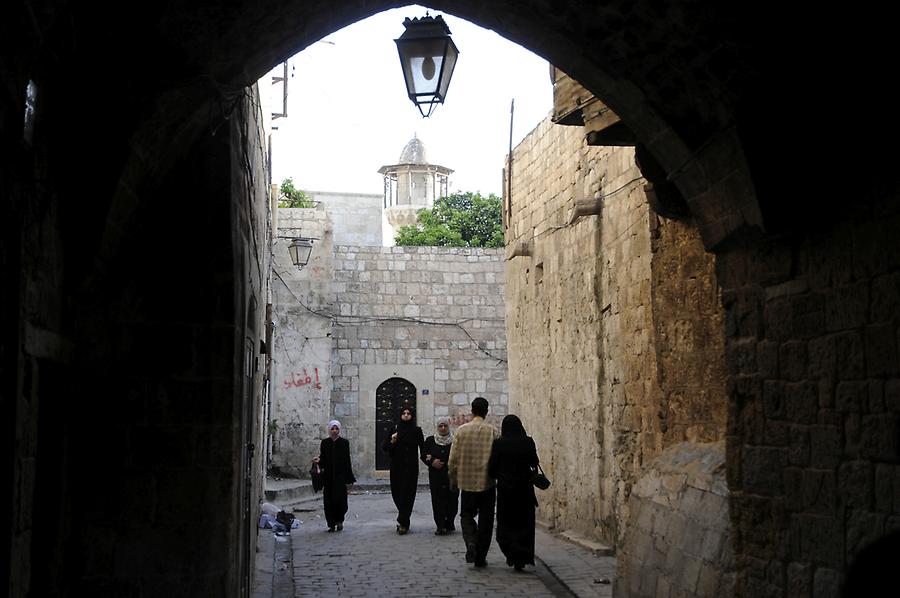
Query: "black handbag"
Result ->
[[531, 463, 551, 490], [310, 462, 324, 493]]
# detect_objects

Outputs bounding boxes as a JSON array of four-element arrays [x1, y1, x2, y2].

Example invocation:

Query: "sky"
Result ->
[[266, 5, 553, 197]]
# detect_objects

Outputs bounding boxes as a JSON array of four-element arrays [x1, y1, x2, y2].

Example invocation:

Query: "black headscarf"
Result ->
[[501, 414, 527, 438], [396, 406, 417, 441]]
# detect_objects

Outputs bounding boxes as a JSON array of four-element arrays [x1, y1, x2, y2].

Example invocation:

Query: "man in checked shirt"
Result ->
[[448, 396, 499, 568]]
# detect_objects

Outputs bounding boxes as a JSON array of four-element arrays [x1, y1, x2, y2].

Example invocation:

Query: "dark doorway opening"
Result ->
[[375, 377, 417, 470]]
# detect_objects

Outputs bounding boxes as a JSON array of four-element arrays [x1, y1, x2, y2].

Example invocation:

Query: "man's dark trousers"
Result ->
[[460, 487, 496, 564]]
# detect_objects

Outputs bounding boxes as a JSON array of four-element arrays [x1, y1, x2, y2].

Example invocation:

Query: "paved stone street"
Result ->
[[254, 490, 616, 597]]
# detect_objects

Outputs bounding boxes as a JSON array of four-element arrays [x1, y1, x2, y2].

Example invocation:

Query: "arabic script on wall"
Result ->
[[283, 367, 322, 390]]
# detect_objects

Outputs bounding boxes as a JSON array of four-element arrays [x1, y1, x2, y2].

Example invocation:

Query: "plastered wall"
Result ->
[[270, 206, 335, 477]]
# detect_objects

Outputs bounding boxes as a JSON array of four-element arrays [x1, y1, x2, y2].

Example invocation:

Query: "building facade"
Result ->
[[270, 139, 506, 480]]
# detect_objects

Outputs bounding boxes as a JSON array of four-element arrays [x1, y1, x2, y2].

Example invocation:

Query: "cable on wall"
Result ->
[[272, 267, 507, 364]]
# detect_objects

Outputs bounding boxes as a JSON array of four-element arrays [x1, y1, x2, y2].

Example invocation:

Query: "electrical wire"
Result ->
[[530, 175, 646, 241], [272, 267, 507, 363]]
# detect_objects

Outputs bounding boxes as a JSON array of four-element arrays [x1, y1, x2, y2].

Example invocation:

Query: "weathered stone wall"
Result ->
[[232, 87, 273, 594], [7, 83, 272, 597], [270, 211, 509, 479], [616, 441, 734, 598], [597, 149, 664, 544], [719, 200, 900, 597], [307, 191, 382, 247], [650, 217, 728, 448], [330, 245, 508, 477], [270, 206, 335, 477], [505, 115, 728, 555], [506, 117, 632, 543]]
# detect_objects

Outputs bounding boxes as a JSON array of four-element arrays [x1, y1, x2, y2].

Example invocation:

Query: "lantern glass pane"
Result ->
[[296, 243, 313, 266], [398, 38, 448, 97], [288, 238, 314, 267], [437, 40, 459, 100]]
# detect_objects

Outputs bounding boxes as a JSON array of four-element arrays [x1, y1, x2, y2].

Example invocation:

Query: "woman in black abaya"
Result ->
[[382, 406, 425, 534], [422, 417, 459, 535], [313, 419, 356, 532], [488, 414, 539, 571]]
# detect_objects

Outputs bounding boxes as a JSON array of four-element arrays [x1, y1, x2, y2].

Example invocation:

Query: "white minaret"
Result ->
[[379, 135, 453, 245]]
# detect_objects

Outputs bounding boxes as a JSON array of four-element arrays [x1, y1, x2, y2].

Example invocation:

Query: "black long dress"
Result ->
[[422, 435, 459, 533], [488, 435, 539, 568], [382, 420, 424, 529], [319, 436, 356, 529]]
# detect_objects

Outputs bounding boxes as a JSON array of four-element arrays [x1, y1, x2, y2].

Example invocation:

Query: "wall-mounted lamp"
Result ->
[[395, 14, 459, 118], [287, 236, 314, 269]]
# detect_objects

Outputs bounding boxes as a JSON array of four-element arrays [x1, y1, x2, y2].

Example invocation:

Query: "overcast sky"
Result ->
[[266, 5, 553, 197]]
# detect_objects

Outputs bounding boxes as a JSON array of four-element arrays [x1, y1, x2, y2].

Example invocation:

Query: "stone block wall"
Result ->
[[505, 114, 727, 554], [269, 213, 509, 479], [650, 217, 728, 448], [232, 88, 274, 594], [597, 148, 665, 544], [330, 245, 508, 476], [506, 117, 638, 543], [718, 200, 900, 597], [616, 441, 735, 598], [7, 83, 272, 597]]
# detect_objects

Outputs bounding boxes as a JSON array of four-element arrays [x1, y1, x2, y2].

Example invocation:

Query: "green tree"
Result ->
[[394, 192, 504, 248], [277, 177, 315, 208]]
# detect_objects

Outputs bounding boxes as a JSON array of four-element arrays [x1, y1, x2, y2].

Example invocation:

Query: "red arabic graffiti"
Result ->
[[283, 367, 322, 390]]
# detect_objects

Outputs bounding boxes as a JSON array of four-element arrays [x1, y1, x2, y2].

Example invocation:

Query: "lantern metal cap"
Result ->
[[399, 14, 452, 37]]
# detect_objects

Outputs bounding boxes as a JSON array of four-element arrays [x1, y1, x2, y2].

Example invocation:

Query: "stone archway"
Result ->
[[3, 2, 769, 282], [4, 3, 899, 598]]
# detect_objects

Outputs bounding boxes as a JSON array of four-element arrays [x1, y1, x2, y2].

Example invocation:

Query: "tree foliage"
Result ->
[[394, 192, 504, 248], [277, 177, 315, 208]]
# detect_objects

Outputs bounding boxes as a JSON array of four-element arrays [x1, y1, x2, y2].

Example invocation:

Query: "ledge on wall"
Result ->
[[557, 528, 615, 557], [506, 238, 533, 260], [565, 195, 603, 226]]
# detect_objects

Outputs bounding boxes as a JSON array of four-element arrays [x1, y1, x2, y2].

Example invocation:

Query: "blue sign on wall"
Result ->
[[422, 389, 429, 395]]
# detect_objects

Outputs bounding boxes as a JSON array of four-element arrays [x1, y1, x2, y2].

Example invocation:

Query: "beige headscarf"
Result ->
[[433, 416, 453, 446]]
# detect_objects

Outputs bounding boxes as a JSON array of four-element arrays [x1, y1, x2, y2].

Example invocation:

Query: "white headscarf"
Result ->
[[328, 420, 342, 436], [433, 416, 453, 446]]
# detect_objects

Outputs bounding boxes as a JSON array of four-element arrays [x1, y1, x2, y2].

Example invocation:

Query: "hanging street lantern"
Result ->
[[287, 236, 314, 269], [395, 14, 459, 118]]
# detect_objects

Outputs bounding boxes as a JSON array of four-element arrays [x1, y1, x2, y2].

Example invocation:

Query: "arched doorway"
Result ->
[[375, 377, 417, 470]]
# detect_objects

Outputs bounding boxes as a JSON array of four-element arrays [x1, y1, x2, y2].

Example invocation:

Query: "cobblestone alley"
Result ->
[[254, 489, 616, 597]]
